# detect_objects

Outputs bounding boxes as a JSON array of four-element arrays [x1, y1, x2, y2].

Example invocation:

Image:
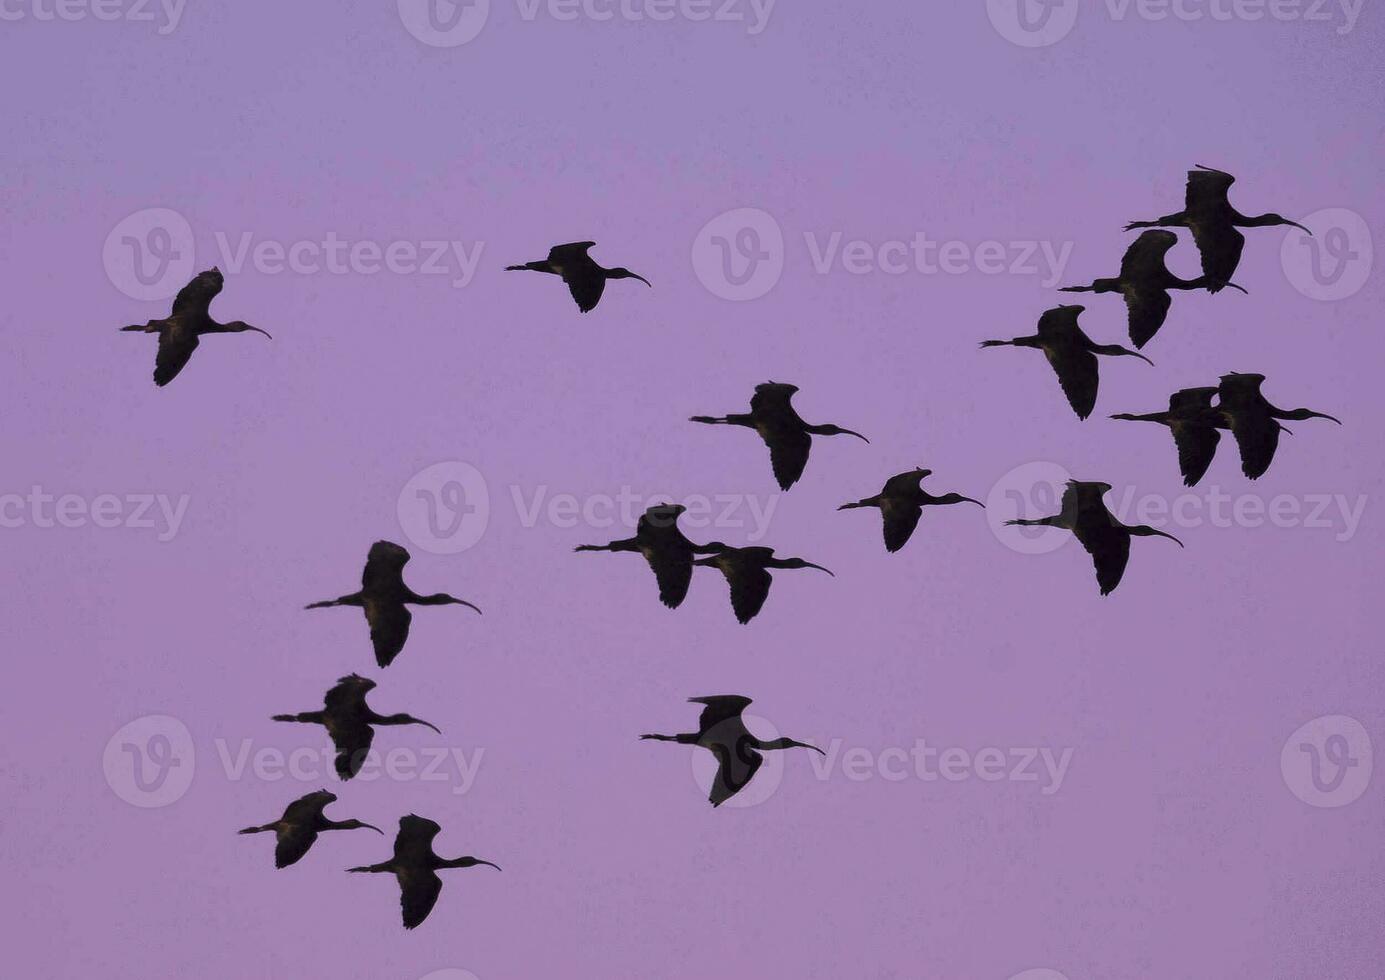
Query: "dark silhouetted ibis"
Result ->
[[238, 789, 381, 868], [981, 305, 1152, 420], [1005, 480, 1183, 595], [692, 543, 832, 624], [691, 382, 869, 490], [574, 503, 720, 609], [348, 814, 500, 929], [1216, 373, 1341, 479], [1125, 165, 1310, 292], [306, 540, 480, 668], [641, 696, 824, 807], [120, 267, 271, 386], [272, 674, 441, 780], [1060, 230, 1246, 348], [839, 467, 983, 553], [1111, 387, 1228, 487], [505, 241, 650, 312]]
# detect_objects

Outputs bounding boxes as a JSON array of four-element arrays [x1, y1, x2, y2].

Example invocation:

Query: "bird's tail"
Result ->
[[120, 319, 165, 333], [237, 824, 273, 835], [347, 862, 391, 873]]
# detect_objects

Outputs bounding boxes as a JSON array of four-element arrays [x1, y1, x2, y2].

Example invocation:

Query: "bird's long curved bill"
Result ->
[[1223, 281, 1249, 295], [959, 496, 984, 507], [476, 860, 502, 871], [417, 719, 442, 734], [1311, 411, 1343, 425], [362, 823, 385, 834], [631, 274, 652, 287], [1130, 351, 1155, 366], [1287, 221, 1312, 236], [1152, 529, 1185, 548], [458, 599, 483, 615], [803, 561, 835, 576], [248, 327, 273, 339], [843, 429, 870, 443]]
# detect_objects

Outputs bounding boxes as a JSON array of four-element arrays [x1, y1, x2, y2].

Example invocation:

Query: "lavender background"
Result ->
[[2, 2, 1382, 977]]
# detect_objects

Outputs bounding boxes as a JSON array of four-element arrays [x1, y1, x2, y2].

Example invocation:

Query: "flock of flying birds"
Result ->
[[118, 166, 1339, 929]]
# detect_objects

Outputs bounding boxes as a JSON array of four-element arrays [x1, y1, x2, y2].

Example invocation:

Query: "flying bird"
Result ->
[[693, 543, 832, 624], [1005, 480, 1183, 595], [505, 241, 650, 312], [1215, 373, 1341, 479], [238, 790, 381, 869], [641, 696, 824, 807], [306, 540, 480, 668], [1124, 165, 1311, 292], [1111, 387, 1227, 487], [348, 814, 500, 930], [272, 674, 441, 780], [574, 503, 720, 609], [839, 468, 983, 553], [1060, 230, 1246, 348], [120, 267, 271, 386], [981, 305, 1152, 420], [691, 382, 869, 490]]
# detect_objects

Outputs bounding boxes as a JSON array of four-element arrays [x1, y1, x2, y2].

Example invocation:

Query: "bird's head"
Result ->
[[608, 267, 651, 286], [223, 320, 273, 339]]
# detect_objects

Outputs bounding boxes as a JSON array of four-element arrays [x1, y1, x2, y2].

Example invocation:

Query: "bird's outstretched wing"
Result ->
[[364, 599, 411, 668], [280, 790, 333, 824], [153, 326, 198, 387], [1227, 414, 1281, 479], [763, 428, 812, 490], [1169, 421, 1221, 487], [1184, 166, 1236, 210], [880, 470, 926, 498], [692, 695, 752, 733], [274, 825, 319, 869], [329, 721, 374, 780], [707, 737, 764, 807], [1043, 345, 1100, 420], [398, 868, 444, 930], [643, 548, 694, 609], [880, 499, 924, 553], [1189, 223, 1245, 292], [1123, 285, 1173, 349], [363, 541, 410, 590], [1073, 523, 1131, 596], [170, 268, 223, 316], [723, 561, 773, 624], [565, 274, 605, 313], [546, 242, 596, 265]]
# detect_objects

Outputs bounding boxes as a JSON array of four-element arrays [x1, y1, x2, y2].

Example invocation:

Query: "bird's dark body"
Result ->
[[348, 815, 500, 929], [575, 504, 716, 608], [505, 241, 650, 312], [839, 468, 984, 553], [1215, 373, 1340, 479], [119, 267, 270, 386], [306, 540, 480, 668], [237, 789, 381, 869], [692, 544, 832, 624]]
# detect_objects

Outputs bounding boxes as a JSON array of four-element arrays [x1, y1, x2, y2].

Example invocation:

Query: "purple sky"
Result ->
[[3, 2, 1382, 977]]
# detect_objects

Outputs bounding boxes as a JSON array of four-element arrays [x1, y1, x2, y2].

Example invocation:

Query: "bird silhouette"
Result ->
[[1060, 230, 1246, 348], [1111, 387, 1227, 487], [839, 467, 984, 553], [120, 267, 271, 386], [238, 789, 381, 869], [641, 696, 824, 807], [574, 503, 720, 609], [1005, 480, 1183, 595], [306, 540, 480, 668], [1215, 373, 1341, 479], [691, 382, 869, 490], [272, 674, 441, 780], [692, 543, 832, 624], [981, 305, 1152, 420], [348, 814, 500, 929], [1125, 165, 1311, 292], [505, 241, 650, 312]]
